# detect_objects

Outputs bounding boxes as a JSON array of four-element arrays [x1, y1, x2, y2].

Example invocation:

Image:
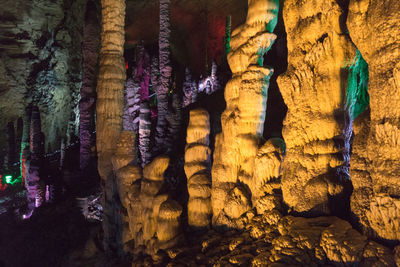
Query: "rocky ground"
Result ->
[[129, 211, 400, 267]]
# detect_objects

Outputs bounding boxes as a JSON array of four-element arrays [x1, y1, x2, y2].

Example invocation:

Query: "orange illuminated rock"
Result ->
[[184, 109, 212, 228], [211, 0, 282, 229], [347, 0, 400, 243], [277, 0, 356, 215]]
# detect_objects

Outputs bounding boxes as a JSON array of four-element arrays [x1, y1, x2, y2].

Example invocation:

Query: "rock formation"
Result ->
[[28, 106, 44, 210], [211, 0, 280, 228], [21, 105, 32, 184], [6, 122, 16, 169], [185, 109, 212, 228], [0, 0, 85, 153], [112, 131, 139, 251], [96, 0, 126, 252], [347, 0, 400, 242], [136, 43, 151, 101], [119, 155, 182, 256], [277, 0, 356, 215], [155, 0, 172, 153], [79, 0, 101, 170], [138, 102, 152, 167], [122, 78, 141, 132]]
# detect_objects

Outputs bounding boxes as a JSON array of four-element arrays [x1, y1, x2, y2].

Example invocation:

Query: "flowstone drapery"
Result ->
[[277, 0, 356, 215], [347, 0, 400, 242]]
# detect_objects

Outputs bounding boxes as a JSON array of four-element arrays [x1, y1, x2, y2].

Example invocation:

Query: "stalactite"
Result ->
[[139, 102, 152, 167], [122, 78, 141, 132], [184, 109, 212, 228], [155, 0, 172, 154], [96, 0, 126, 253], [79, 0, 101, 170], [183, 68, 192, 107]]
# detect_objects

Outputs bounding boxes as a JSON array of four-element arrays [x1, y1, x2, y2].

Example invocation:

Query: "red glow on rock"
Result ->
[[126, 61, 129, 70]]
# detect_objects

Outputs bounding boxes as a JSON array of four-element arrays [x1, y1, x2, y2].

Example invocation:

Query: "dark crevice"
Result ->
[[262, 0, 288, 141]]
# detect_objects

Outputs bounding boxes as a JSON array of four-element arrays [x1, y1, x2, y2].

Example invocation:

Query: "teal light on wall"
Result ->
[[346, 50, 370, 120]]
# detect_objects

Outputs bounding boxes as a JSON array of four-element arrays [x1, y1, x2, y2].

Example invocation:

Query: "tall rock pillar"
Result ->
[[211, 0, 279, 228], [96, 0, 126, 253]]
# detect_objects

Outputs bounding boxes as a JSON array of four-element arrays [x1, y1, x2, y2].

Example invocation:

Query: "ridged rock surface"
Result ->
[[132, 214, 396, 266], [185, 109, 212, 228], [347, 0, 400, 242], [211, 0, 280, 229], [277, 0, 356, 215], [0, 0, 85, 153]]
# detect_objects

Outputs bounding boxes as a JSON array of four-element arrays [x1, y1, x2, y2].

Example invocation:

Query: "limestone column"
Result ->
[[211, 0, 280, 228], [96, 0, 126, 252]]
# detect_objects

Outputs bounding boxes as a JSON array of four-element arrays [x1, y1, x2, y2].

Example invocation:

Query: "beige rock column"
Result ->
[[185, 109, 212, 228], [211, 0, 280, 228], [96, 0, 126, 251], [347, 0, 400, 242], [277, 0, 356, 215], [112, 131, 141, 252]]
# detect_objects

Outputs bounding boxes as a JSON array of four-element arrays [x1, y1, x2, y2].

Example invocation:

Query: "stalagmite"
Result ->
[[347, 0, 400, 242], [139, 102, 152, 167], [183, 68, 193, 107], [155, 0, 172, 153], [6, 122, 16, 169], [165, 92, 182, 153], [277, 0, 356, 215], [211, 0, 280, 228], [28, 106, 45, 210], [96, 0, 126, 252], [136, 43, 151, 101], [122, 78, 141, 132], [185, 109, 212, 228], [16, 118, 23, 165], [112, 131, 140, 250], [21, 106, 32, 184], [79, 0, 101, 170]]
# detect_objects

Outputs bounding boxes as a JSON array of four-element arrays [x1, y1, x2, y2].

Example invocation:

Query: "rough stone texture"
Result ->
[[185, 109, 212, 228], [154, 0, 172, 154], [96, 0, 126, 253], [132, 214, 395, 266], [347, 0, 400, 243], [112, 131, 141, 252], [79, 0, 101, 170], [138, 102, 152, 167], [0, 0, 85, 154], [211, 0, 280, 228], [277, 0, 356, 215]]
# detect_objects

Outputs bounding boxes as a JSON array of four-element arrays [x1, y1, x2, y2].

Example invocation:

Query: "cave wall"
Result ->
[[0, 0, 85, 157], [347, 0, 400, 242]]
